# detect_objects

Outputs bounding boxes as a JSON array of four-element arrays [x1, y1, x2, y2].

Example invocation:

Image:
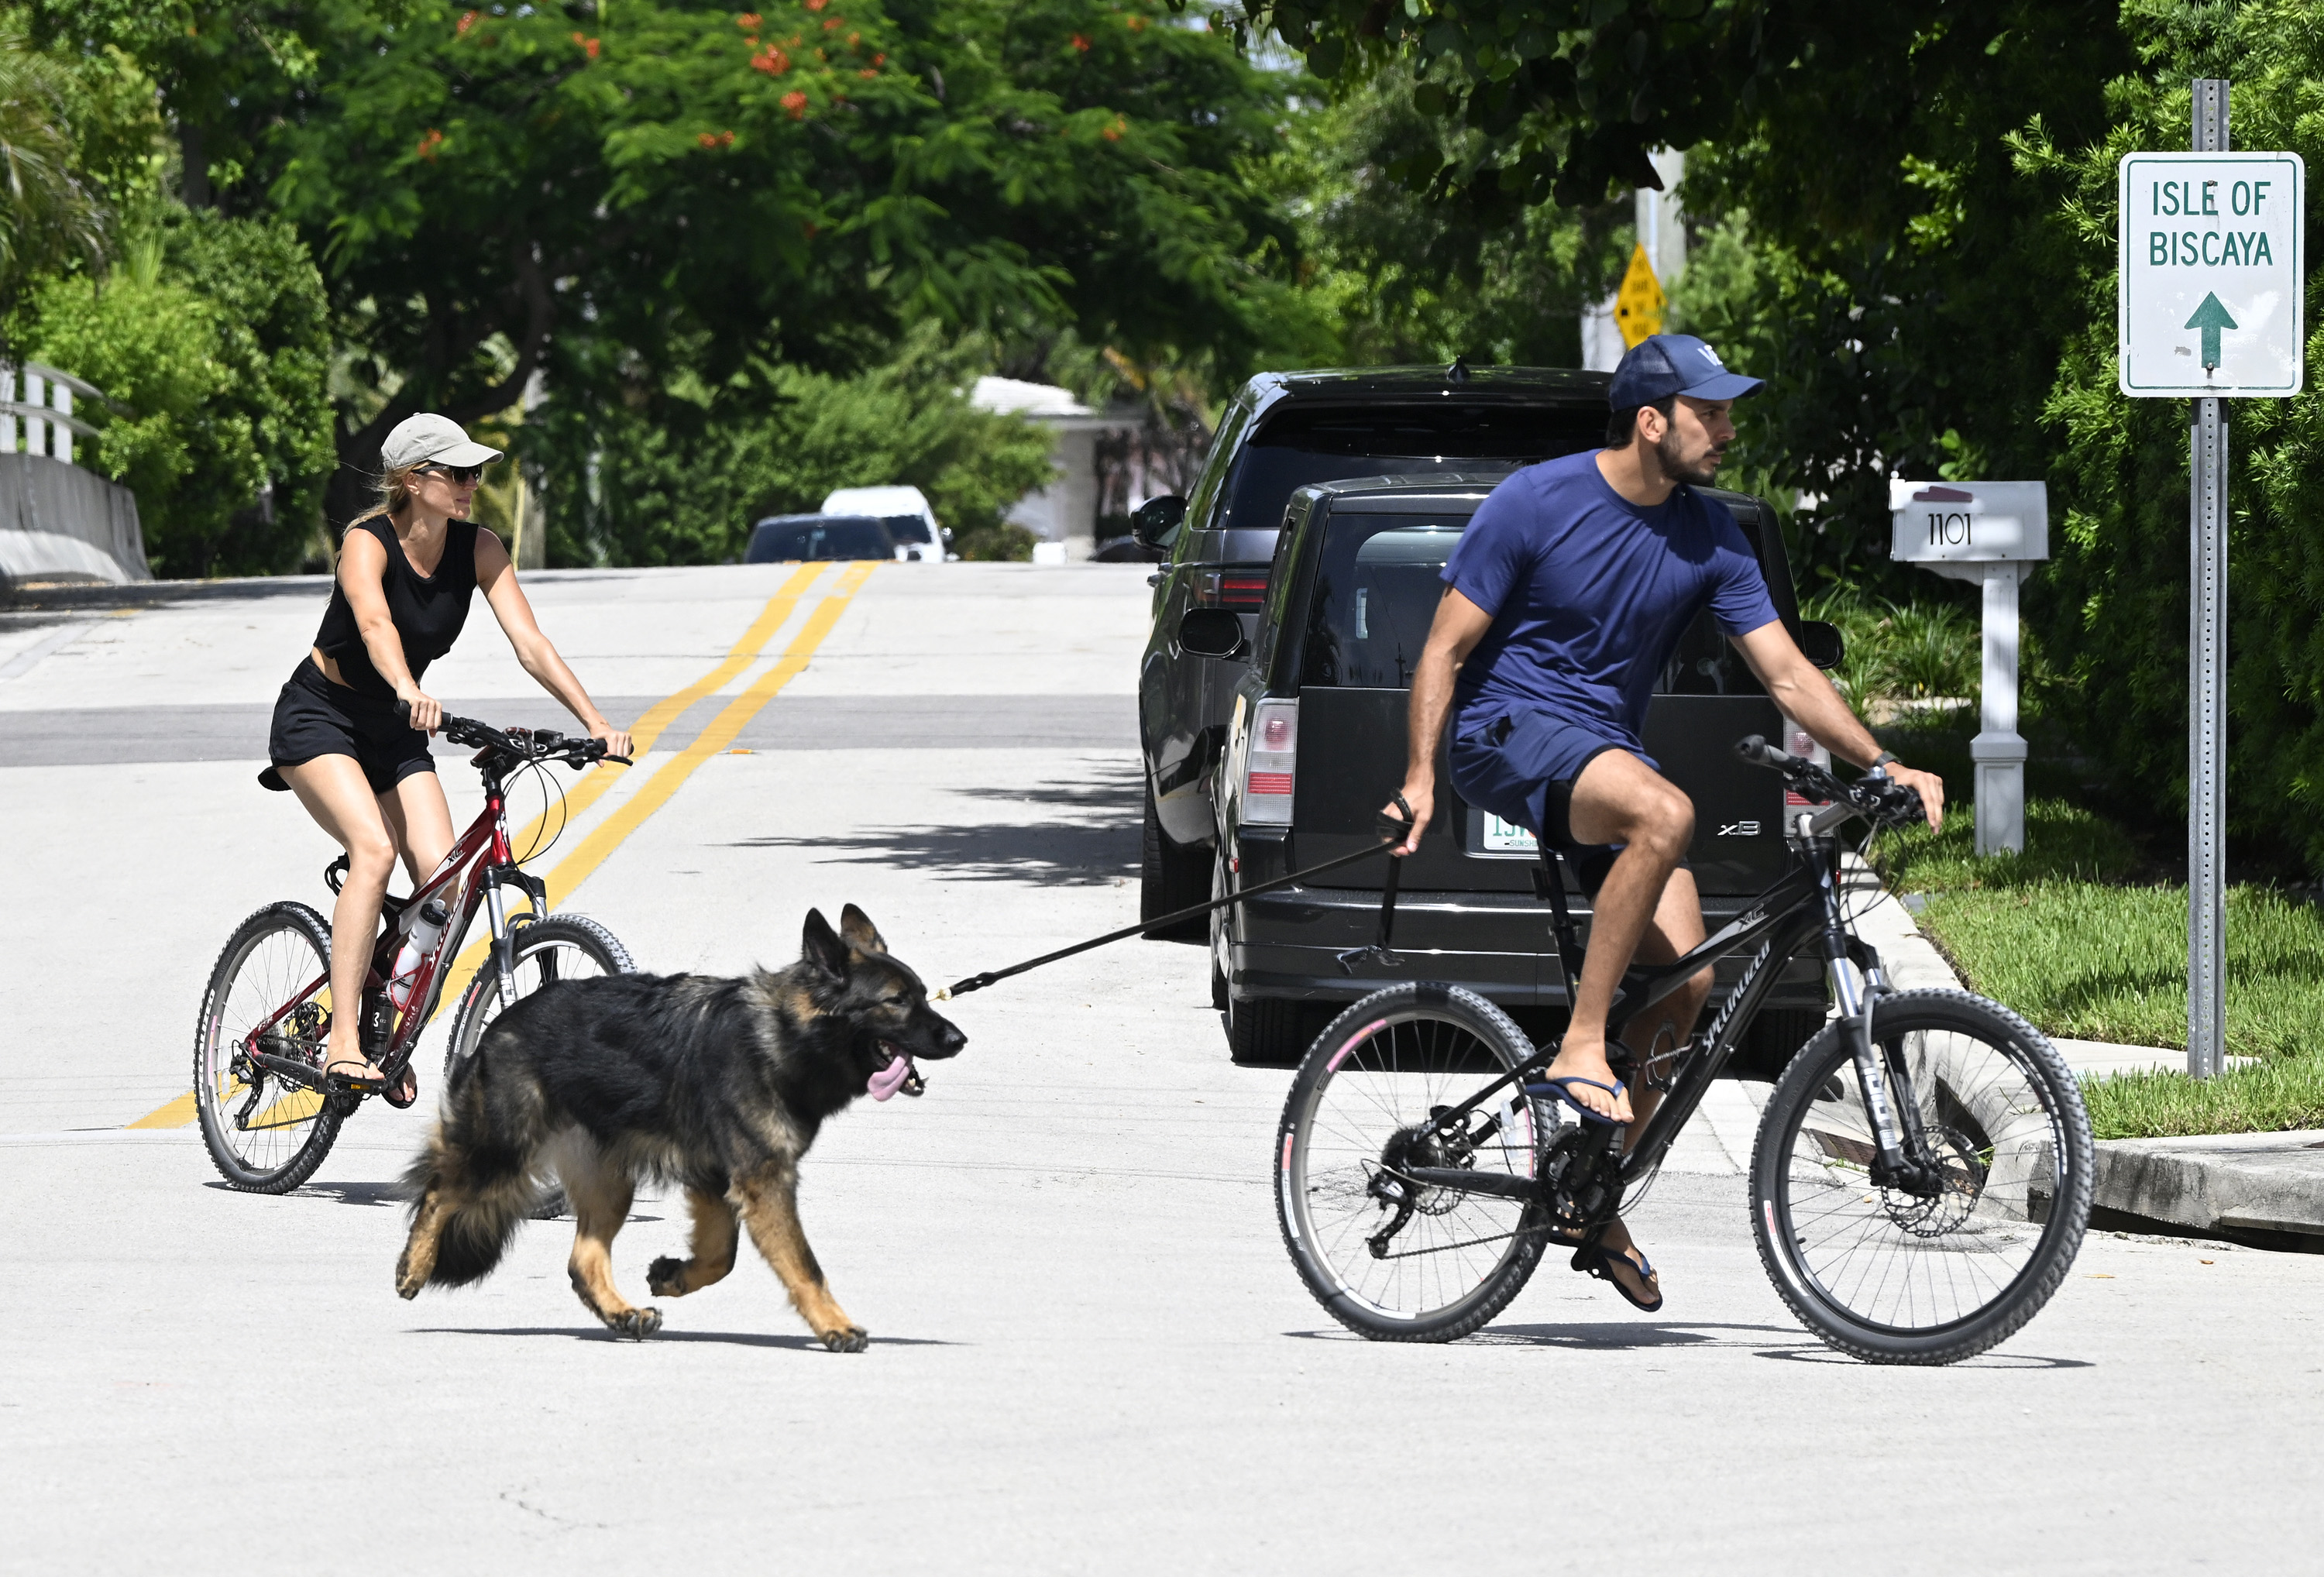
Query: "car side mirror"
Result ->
[[1177, 608, 1246, 660], [1798, 620, 1844, 670], [1132, 495, 1188, 552]]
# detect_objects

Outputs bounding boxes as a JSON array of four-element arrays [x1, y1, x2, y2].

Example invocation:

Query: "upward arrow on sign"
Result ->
[[2185, 292, 2239, 371]]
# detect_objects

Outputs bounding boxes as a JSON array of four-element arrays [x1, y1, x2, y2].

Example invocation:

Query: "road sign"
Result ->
[[2118, 149, 2305, 397], [1614, 243, 1665, 349]]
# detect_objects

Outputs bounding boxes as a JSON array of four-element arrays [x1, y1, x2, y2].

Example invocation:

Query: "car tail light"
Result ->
[[1243, 698, 1298, 825], [1781, 721, 1832, 809], [1192, 565, 1270, 609]]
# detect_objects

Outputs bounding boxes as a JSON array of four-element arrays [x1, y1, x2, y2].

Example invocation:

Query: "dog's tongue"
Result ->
[[868, 1053, 912, 1102]]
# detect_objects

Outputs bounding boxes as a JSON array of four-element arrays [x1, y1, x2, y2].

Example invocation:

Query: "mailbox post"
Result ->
[[1889, 481, 2049, 856]]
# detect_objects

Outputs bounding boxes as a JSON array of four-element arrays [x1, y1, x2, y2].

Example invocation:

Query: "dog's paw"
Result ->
[[394, 1250, 424, 1300], [820, 1325, 869, 1353], [646, 1256, 687, 1298], [610, 1306, 663, 1340]]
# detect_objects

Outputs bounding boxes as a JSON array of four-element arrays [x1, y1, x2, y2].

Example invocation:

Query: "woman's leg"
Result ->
[[377, 769, 458, 887], [280, 755, 401, 1079]]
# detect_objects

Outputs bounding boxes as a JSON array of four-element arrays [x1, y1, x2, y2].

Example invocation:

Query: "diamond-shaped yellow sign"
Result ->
[[1614, 242, 1666, 348]]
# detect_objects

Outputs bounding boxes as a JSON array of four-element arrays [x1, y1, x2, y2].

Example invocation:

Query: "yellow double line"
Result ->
[[129, 561, 874, 1131]]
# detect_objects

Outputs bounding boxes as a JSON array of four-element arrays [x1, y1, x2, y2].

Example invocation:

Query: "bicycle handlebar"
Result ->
[[395, 699, 631, 768], [1734, 734, 1924, 832]]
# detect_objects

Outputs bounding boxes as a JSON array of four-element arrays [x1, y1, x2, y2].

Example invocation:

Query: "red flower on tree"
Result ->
[[751, 46, 790, 73], [416, 128, 445, 160], [782, 90, 809, 119], [736, 11, 761, 26], [456, 10, 479, 36], [571, 31, 600, 57], [1071, 33, 1090, 52]]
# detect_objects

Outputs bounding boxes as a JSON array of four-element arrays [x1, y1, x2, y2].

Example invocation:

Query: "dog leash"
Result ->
[[934, 801, 1416, 1001]]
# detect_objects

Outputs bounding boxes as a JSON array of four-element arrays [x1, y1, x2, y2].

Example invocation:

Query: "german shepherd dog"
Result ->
[[394, 905, 965, 1350]]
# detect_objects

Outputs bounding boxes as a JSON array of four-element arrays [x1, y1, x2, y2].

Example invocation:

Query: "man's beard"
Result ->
[[1655, 428, 1722, 488]]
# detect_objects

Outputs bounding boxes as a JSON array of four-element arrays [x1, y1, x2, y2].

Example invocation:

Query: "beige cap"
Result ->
[[383, 412, 502, 470]]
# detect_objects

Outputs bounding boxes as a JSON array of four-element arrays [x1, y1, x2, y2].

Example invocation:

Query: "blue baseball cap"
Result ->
[[1607, 334, 1764, 407]]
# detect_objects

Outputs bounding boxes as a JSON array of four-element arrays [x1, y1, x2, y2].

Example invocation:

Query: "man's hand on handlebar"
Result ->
[[1380, 782, 1431, 855], [1881, 762, 1945, 831], [397, 689, 444, 734]]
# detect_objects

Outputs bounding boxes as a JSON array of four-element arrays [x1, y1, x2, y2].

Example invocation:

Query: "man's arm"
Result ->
[[1381, 588, 1497, 854], [1729, 620, 1945, 829]]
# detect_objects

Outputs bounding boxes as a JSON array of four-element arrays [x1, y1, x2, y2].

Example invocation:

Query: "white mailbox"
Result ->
[[1888, 481, 2050, 857]]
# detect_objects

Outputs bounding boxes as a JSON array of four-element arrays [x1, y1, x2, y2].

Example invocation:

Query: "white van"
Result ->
[[819, 485, 954, 562]]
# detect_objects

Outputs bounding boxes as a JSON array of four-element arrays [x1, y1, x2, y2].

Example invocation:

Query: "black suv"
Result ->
[[1134, 365, 1611, 929], [1207, 473, 1845, 1065]]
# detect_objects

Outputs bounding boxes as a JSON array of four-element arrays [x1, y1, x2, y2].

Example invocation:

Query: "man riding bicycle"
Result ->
[[1383, 333, 1945, 1311]]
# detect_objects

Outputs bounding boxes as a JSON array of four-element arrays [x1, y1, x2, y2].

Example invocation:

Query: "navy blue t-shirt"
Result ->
[[1442, 451, 1779, 753]]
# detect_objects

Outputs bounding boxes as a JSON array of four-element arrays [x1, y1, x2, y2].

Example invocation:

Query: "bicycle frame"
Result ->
[[1404, 813, 1939, 1209], [240, 755, 546, 1086]]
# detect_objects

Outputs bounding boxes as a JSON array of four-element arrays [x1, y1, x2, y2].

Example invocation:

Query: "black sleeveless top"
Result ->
[[313, 517, 480, 701]]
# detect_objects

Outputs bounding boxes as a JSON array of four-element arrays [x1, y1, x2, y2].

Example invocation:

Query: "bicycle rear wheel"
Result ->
[[1276, 983, 1555, 1342], [1750, 988, 2093, 1364], [442, 915, 633, 1078], [194, 902, 346, 1194]]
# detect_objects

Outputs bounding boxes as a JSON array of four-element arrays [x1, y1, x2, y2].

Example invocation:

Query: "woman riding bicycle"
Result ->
[[259, 413, 633, 1099]]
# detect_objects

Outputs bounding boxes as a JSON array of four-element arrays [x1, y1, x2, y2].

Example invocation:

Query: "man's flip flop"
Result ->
[[1572, 1241, 1663, 1313], [1529, 1074, 1628, 1125]]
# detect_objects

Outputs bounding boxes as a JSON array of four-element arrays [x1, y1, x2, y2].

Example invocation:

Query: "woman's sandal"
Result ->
[[1529, 1074, 1629, 1125], [1571, 1240, 1663, 1313]]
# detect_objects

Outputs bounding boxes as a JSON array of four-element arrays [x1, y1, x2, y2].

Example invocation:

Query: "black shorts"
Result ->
[[258, 659, 436, 795]]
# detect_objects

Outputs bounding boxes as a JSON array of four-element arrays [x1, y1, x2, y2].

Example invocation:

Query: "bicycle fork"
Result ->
[[1824, 929, 1945, 1197]]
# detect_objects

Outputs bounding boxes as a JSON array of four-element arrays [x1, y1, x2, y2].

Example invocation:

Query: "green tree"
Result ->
[[0, 19, 109, 332], [22, 205, 334, 575], [1277, 61, 1630, 366], [43, 0, 1306, 528], [535, 325, 1057, 565]]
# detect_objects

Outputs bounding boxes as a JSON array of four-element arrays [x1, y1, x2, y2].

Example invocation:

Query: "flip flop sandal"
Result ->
[[322, 1060, 389, 1098], [381, 1064, 419, 1110], [1528, 1074, 1629, 1125], [1572, 1240, 1663, 1313]]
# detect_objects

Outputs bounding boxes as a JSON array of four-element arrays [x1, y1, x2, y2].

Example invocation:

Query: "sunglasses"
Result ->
[[419, 462, 487, 485]]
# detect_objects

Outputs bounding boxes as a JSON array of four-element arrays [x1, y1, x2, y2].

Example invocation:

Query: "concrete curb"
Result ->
[[2090, 1130, 2324, 1246]]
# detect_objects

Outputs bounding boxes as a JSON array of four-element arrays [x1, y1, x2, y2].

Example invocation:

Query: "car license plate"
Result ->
[[1482, 815, 1538, 853]]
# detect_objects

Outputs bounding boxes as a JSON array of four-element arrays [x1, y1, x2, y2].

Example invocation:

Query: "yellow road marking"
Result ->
[[126, 1091, 200, 1130], [128, 562, 863, 1131]]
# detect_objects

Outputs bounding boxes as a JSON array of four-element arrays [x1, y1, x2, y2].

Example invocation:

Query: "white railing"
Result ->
[[0, 363, 105, 468]]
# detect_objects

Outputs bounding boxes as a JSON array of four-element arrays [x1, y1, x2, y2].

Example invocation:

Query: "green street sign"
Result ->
[[2118, 151, 2305, 397]]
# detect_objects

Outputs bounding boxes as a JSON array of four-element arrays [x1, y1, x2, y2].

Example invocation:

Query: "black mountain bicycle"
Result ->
[[1274, 737, 2094, 1365]]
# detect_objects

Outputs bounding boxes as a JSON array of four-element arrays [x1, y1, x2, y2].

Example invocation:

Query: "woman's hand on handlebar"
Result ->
[[1882, 762, 1945, 830], [590, 721, 634, 764], [397, 688, 444, 734]]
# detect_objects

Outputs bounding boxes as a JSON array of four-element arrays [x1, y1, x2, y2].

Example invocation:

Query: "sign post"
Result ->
[[1889, 483, 2048, 856], [2118, 81, 2305, 1078]]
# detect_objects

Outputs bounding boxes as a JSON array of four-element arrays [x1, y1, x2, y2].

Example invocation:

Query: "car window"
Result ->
[[820, 517, 894, 558], [746, 521, 810, 562], [1299, 514, 1471, 689], [1294, 509, 1769, 696], [883, 514, 933, 545], [1220, 404, 1601, 536]]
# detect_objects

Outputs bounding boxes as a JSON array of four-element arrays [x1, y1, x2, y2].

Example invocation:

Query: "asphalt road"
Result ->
[[3, 562, 2319, 1574]]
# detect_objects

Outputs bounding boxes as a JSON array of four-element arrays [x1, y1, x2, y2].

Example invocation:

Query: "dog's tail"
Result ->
[[397, 1118, 540, 1293]]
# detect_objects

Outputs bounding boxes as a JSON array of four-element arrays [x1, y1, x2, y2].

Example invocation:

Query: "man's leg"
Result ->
[[1540, 750, 1695, 1122], [1576, 869, 1710, 1306]]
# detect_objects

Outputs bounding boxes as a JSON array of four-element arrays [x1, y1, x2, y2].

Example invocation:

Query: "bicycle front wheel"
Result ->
[[1277, 983, 1555, 1342], [1750, 988, 2093, 1364], [194, 902, 346, 1194], [443, 915, 634, 1078]]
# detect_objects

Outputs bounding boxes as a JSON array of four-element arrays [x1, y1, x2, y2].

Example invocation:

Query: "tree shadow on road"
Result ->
[[720, 761, 1143, 887]]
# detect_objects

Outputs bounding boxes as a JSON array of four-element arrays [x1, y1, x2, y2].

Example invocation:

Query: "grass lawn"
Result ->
[[1872, 797, 2324, 1138]]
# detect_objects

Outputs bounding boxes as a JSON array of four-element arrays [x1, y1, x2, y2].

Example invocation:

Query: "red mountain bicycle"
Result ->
[[194, 710, 634, 1192]]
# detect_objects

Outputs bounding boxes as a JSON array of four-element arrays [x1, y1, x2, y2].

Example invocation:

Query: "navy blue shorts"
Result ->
[[1449, 708, 1673, 897]]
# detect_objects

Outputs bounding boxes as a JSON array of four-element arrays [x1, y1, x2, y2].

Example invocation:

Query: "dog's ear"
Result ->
[[802, 908, 850, 979], [839, 904, 888, 956]]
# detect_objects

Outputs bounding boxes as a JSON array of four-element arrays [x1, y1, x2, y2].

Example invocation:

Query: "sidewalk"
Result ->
[[1848, 860, 2324, 1249]]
